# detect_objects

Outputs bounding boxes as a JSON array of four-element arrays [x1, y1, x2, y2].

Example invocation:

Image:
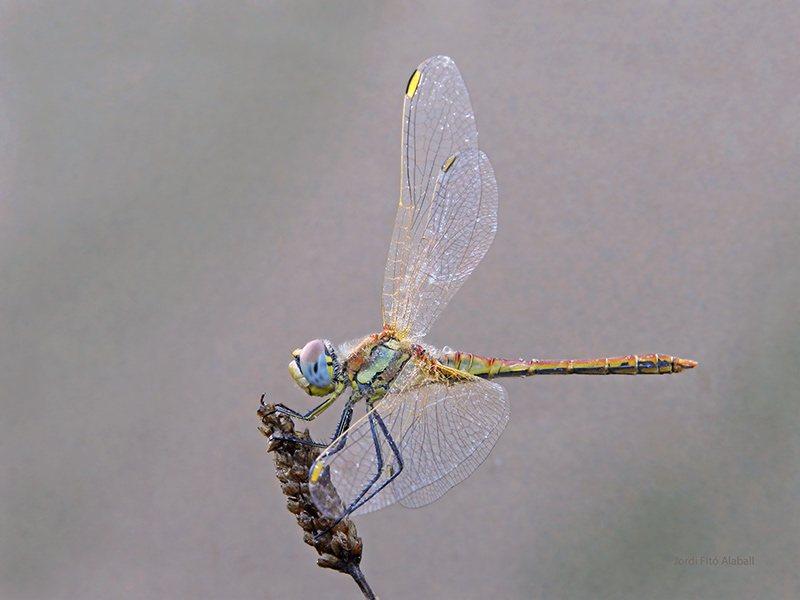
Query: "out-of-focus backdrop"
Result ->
[[2, 2, 797, 599]]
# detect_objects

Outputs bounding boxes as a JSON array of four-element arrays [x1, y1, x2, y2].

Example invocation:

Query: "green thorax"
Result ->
[[343, 332, 417, 400]]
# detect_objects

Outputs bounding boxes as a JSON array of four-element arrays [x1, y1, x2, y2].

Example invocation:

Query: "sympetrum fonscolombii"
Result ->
[[268, 55, 696, 525]]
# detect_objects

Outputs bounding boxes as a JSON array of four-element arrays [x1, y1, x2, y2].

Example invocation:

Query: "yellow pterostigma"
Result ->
[[268, 56, 696, 527]]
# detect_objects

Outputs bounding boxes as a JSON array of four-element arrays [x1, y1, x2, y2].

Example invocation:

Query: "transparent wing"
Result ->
[[309, 355, 510, 519], [383, 56, 498, 339]]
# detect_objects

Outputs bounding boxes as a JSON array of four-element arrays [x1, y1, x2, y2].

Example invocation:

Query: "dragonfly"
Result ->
[[269, 55, 696, 525]]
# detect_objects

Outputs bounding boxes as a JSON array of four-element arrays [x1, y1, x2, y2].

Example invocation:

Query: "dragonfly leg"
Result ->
[[313, 409, 405, 539], [313, 409, 393, 538], [349, 409, 404, 514], [343, 409, 406, 517], [318, 402, 355, 456], [259, 387, 347, 448], [260, 387, 342, 421]]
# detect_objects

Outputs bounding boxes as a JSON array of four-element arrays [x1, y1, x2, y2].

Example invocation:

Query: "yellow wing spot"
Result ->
[[310, 461, 325, 483], [442, 154, 457, 172], [406, 69, 422, 98]]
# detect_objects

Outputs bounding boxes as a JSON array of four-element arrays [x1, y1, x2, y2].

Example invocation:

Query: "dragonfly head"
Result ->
[[289, 339, 339, 397]]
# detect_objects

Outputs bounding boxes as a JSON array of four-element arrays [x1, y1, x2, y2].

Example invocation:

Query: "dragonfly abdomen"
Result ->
[[440, 351, 697, 378]]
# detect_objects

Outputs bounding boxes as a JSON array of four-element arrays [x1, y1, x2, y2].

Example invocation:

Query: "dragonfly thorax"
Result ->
[[343, 333, 417, 401]]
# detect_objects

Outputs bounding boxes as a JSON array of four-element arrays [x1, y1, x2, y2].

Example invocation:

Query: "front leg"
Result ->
[[258, 384, 346, 448]]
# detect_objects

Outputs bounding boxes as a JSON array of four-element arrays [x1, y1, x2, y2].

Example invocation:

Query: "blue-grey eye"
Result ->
[[298, 339, 331, 388]]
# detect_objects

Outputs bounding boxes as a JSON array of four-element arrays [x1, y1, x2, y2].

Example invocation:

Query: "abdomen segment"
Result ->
[[439, 351, 697, 378]]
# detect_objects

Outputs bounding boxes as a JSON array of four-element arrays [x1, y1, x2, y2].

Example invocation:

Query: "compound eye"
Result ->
[[298, 339, 332, 388]]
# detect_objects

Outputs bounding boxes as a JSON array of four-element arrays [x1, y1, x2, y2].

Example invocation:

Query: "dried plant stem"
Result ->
[[258, 398, 377, 600]]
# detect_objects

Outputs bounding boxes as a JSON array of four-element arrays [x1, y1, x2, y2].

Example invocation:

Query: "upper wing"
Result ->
[[309, 355, 510, 519], [383, 56, 498, 339]]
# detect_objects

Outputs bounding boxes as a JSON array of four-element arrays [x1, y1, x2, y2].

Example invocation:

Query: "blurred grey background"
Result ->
[[2, 2, 798, 599]]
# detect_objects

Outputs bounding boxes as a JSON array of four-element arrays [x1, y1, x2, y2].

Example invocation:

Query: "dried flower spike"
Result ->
[[258, 398, 376, 600]]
